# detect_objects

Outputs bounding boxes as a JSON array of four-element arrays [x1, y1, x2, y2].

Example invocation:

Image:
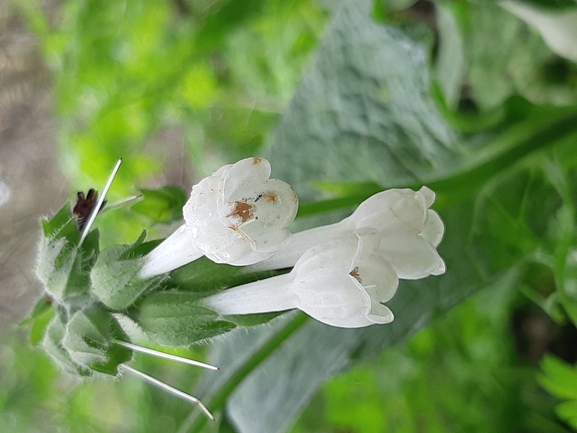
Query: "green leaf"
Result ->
[[90, 232, 162, 310], [36, 207, 100, 303], [265, 0, 462, 202], [29, 306, 55, 346], [309, 180, 382, 198], [132, 291, 236, 346], [520, 0, 577, 10], [434, 2, 466, 109], [560, 295, 577, 325], [36, 235, 94, 303], [19, 296, 54, 327], [194, 0, 267, 54], [41, 203, 75, 239], [131, 186, 187, 224], [62, 309, 132, 376], [539, 354, 577, 400], [20, 296, 56, 345], [555, 400, 577, 430], [171, 256, 281, 294], [443, 1, 577, 109], [42, 314, 91, 377]]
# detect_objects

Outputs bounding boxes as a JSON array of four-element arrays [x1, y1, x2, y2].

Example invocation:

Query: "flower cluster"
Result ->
[[31, 157, 446, 418], [141, 158, 446, 328], [204, 229, 398, 328]]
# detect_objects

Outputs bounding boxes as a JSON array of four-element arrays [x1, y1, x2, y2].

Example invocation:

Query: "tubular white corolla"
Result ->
[[248, 186, 445, 280], [139, 157, 299, 278], [203, 229, 399, 328]]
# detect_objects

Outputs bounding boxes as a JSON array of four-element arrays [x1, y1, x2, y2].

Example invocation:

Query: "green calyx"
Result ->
[[27, 196, 239, 379]]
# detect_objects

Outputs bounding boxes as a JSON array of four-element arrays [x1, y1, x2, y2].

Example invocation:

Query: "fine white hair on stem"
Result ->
[[79, 158, 123, 245], [120, 364, 215, 421], [113, 340, 219, 371]]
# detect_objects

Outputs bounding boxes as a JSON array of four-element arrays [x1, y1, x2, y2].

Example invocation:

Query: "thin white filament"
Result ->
[[79, 158, 123, 245], [102, 194, 143, 212], [120, 364, 215, 421], [114, 339, 219, 371]]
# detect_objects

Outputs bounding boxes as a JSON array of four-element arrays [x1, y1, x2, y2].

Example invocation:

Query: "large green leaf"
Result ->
[[265, 1, 462, 202]]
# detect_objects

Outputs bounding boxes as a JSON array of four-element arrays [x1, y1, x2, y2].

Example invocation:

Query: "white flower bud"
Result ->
[[139, 158, 299, 278], [343, 186, 445, 279], [203, 229, 398, 328], [249, 186, 445, 280]]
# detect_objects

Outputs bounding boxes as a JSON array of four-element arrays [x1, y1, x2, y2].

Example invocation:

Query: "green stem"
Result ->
[[429, 109, 577, 200], [179, 312, 309, 433]]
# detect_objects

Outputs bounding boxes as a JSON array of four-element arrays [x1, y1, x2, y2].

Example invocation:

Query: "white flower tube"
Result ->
[[203, 229, 398, 328], [248, 186, 445, 280], [139, 158, 299, 278]]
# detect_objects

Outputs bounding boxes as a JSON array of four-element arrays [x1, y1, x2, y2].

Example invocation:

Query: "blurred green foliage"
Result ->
[[5, 0, 577, 432], [540, 354, 577, 430], [294, 282, 566, 433], [18, 0, 326, 191]]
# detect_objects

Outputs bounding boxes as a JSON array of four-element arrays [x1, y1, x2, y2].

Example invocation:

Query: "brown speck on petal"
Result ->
[[253, 157, 263, 165], [228, 201, 254, 223], [349, 266, 362, 283], [255, 191, 278, 203]]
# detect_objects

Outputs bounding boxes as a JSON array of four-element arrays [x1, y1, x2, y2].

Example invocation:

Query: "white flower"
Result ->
[[249, 186, 445, 280], [203, 229, 398, 328], [139, 158, 299, 278]]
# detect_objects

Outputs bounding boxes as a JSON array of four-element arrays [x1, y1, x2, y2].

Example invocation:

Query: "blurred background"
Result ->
[[2, 0, 577, 432]]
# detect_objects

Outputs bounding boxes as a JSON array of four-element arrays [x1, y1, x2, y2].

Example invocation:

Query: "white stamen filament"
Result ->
[[113, 339, 219, 371], [80, 158, 123, 244], [120, 364, 215, 421]]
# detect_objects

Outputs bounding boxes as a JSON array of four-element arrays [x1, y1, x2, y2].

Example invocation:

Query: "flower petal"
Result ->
[[422, 209, 444, 247], [220, 157, 271, 204], [293, 230, 398, 327], [294, 273, 372, 327], [139, 225, 203, 278], [183, 157, 298, 265], [240, 178, 298, 253], [377, 225, 444, 280], [418, 186, 436, 208]]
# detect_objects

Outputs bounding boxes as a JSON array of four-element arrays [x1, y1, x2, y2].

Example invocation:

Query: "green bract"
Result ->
[[63, 310, 132, 376], [42, 314, 91, 377], [131, 291, 236, 346], [36, 204, 98, 304], [90, 232, 164, 310], [28, 199, 237, 379]]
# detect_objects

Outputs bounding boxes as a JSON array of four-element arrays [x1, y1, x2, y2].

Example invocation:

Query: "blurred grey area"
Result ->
[[0, 0, 66, 326]]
